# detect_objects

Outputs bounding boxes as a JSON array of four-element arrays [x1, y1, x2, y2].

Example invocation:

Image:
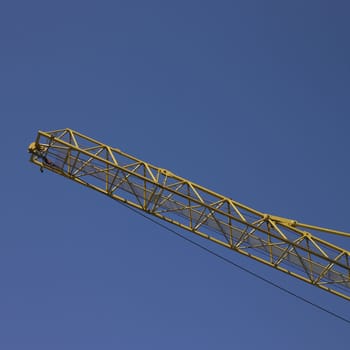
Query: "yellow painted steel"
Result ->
[[28, 128, 350, 301]]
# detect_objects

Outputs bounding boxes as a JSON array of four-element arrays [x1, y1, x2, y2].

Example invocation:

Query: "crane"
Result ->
[[28, 128, 350, 301]]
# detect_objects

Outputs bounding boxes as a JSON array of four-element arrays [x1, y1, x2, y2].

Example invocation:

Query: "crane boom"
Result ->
[[28, 128, 350, 301]]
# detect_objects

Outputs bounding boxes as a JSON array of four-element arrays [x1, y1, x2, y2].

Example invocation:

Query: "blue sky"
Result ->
[[1, 0, 350, 348]]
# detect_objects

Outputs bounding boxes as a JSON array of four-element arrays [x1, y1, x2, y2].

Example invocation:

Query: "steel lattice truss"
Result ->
[[29, 128, 350, 301]]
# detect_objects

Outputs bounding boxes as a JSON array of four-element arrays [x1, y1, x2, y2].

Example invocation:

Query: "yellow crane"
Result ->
[[28, 128, 350, 301]]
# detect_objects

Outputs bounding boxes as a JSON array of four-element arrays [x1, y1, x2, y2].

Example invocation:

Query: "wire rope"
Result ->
[[118, 201, 350, 325]]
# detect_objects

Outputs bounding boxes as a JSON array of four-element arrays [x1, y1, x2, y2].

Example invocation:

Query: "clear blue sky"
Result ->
[[1, 0, 350, 348]]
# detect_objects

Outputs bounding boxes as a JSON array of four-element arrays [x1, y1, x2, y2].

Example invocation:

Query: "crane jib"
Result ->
[[28, 128, 350, 301]]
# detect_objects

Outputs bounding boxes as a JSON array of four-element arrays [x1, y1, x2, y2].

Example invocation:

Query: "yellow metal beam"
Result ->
[[28, 128, 350, 301]]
